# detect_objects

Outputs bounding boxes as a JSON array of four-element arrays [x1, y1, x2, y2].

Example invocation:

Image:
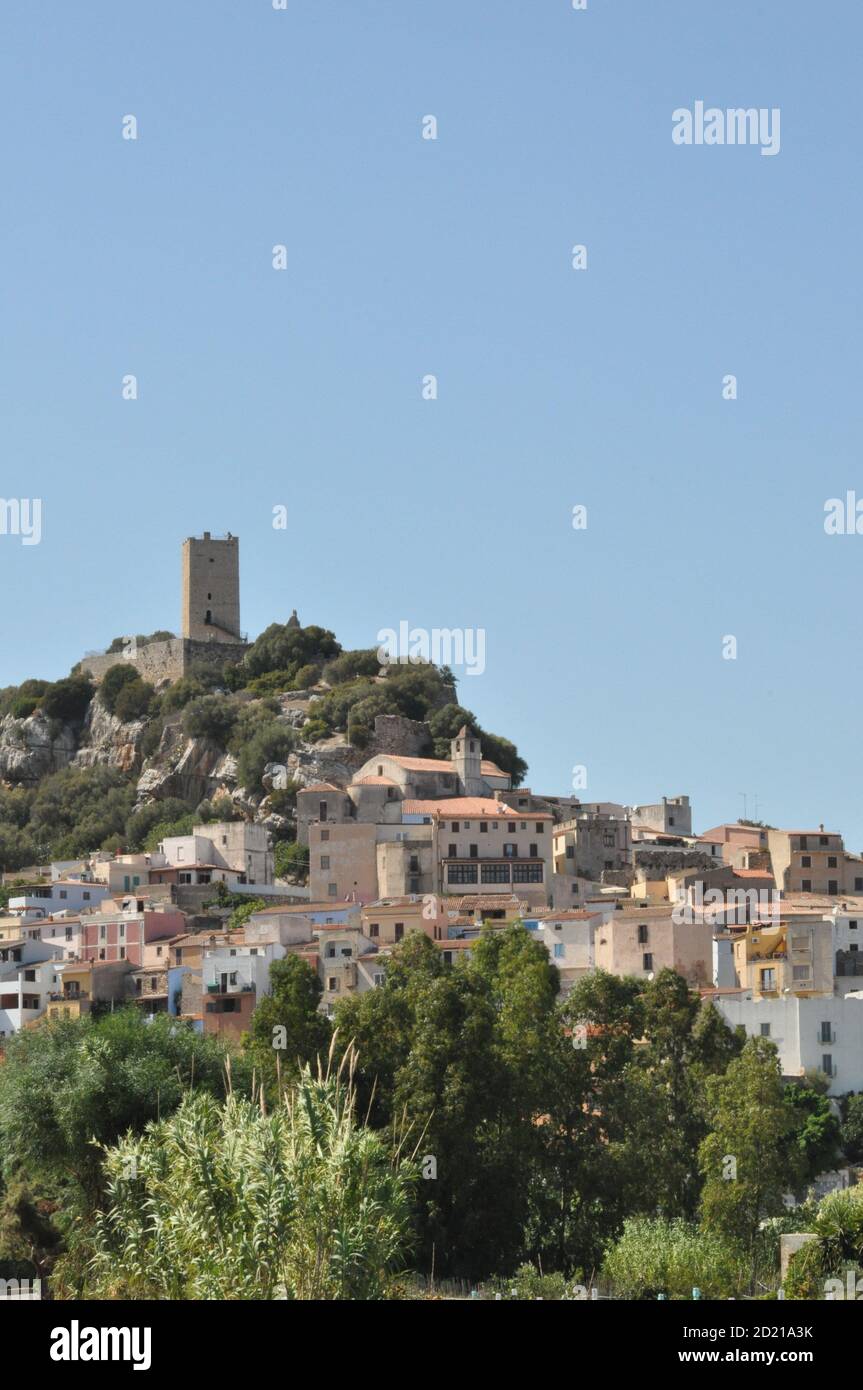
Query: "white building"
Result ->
[[0, 940, 65, 1038], [712, 990, 863, 1096], [8, 881, 110, 917], [530, 911, 600, 997]]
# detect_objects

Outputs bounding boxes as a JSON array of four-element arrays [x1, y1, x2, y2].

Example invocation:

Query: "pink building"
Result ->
[[81, 909, 186, 966]]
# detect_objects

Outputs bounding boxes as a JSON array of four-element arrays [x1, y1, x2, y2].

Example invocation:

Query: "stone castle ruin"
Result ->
[[80, 532, 250, 685]]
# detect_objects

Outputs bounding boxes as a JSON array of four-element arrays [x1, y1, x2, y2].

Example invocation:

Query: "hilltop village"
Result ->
[[1, 533, 862, 1090]]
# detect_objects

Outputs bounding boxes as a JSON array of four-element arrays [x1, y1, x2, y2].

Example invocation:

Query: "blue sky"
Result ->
[[2, 1, 862, 845]]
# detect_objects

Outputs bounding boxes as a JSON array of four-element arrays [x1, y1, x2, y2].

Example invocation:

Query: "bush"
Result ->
[[182, 695, 238, 744], [324, 649, 382, 685], [275, 840, 309, 882], [10, 696, 39, 719], [602, 1217, 743, 1300], [236, 722, 296, 795], [243, 622, 340, 680], [40, 675, 94, 724], [159, 678, 206, 713], [99, 664, 141, 715], [112, 679, 154, 723], [125, 799, 195, 852]]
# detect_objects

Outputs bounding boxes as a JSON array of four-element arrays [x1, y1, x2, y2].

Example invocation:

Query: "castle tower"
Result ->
[[181, 532, 242, 643], [451, 725, 484, 796]]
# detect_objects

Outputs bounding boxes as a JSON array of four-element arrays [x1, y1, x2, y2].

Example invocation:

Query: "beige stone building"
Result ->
[[593, 907, 714, 986], [767, 828, 860, 896]]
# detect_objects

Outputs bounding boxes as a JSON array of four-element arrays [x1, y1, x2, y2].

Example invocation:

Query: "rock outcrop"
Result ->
[[0, 711, 77, 785], [72, 698, 148, 773]]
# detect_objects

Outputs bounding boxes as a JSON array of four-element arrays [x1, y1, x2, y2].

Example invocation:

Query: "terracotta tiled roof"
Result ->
[[379, 755, 507, 779], [298, 783, 341, 794], [352, 776, 397, 786]]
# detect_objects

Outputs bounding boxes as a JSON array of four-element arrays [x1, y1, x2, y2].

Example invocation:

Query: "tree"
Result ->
[[840, 1093, 863, 1163], [698, 1037, 799, 1291], [182, 694, 238, 744], [98, 663, 140, 714], [246, 955, 331, 1087], [244, 622, 340, 680], [112, 678, 154, 722], [0, 1010, 252, 1216], [86, 1057, 416, 1300], [40, 675, 93, 724], [235, 721, 296, 794]]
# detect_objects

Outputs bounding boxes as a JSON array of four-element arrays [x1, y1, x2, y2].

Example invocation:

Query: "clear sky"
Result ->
[[2, 2, 861, 846]]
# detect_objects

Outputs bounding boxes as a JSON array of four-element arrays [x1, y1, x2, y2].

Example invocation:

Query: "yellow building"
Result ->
[[730, 919, 833, 997]]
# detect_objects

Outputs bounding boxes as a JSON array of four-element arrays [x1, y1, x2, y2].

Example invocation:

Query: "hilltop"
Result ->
[[0, 618, 526, 874]]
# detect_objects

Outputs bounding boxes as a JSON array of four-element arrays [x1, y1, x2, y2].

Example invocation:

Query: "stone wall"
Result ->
[[369, 714, 433, 757], [79, 637, 248, 686]]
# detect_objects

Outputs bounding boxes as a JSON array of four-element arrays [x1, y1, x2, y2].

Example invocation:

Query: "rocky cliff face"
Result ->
[[72, 698, 148, 773], [134, 719, 236, 807], [0, 711, 77, 785]]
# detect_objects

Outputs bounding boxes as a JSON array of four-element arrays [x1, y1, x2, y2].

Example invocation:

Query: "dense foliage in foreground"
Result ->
[[0, 930, 855, 1298]]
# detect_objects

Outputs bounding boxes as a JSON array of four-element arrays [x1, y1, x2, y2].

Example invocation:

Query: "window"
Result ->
[[469, 844, 478, 858], [59, 890, 67, 900], [119, 946, 126, 960], [535, 822, 545, 833], [761, 968, 776, 990], [801, 880, 811, 892], [642, 953, 653, 971], [792, 965, 809, 980], [394, 923, 404, 942], [321, 829, 329, 841], [801, 855, 811, 868], [451, 822, 460, 832], [447, 864, 478, 884], [481, 864, 510, 883], [328, 978, 338, 992], [828, 856, 838, 868], [760, 1023, 771, 1037], [856, 880, 863, 893], [373, 973, 385, 987], [799, 836, 808, 849], [503, 843, 517, 858], [513, 864, 542, 883], [480, 822, 488, 833], [822, 1054, 834, 1077], [819, 1022, 833, 1043], [508, 822, 516, 834], [553, 943, 564, 959], [820, 835, 828, 846], [368, 923, 379, 938], [320, 856, 330, 870], [829, 881, 838, 895], [328, 882, 337, 897], [448, 843, 457, 858], [850, 920, 858, 929], [529, 843, 538, 858], [637, 924, 649, 945], [668, 816, 675, 827], [23, 969, 36, 982], [319, 801, 327, 821]]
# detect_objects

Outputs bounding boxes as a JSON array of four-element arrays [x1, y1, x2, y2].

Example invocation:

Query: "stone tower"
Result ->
[[181, 532, 242, 643], [451, 725, 484, 796]]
